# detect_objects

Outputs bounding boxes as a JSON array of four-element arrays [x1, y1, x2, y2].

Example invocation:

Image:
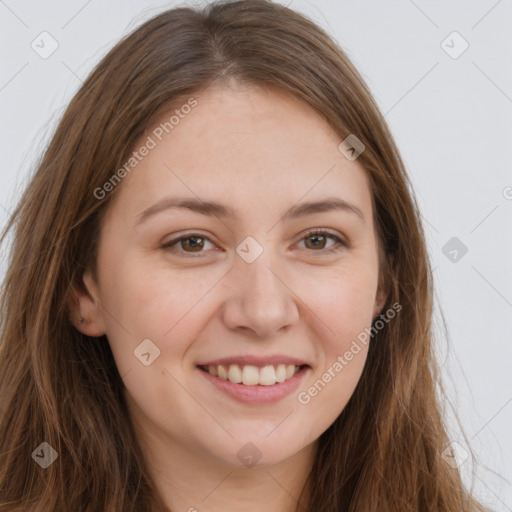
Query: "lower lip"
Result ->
[[197, 366, 309, 404]]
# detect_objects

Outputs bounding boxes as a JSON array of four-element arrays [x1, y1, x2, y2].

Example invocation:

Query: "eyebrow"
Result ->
[[135, 196, 365, 226]]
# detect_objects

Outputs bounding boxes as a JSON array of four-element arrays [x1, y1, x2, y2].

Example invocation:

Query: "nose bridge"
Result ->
[[221, 243, 299, 336]]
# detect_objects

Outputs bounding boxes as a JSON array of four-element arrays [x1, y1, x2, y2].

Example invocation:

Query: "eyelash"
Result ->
[[161, 229, 349, 258]]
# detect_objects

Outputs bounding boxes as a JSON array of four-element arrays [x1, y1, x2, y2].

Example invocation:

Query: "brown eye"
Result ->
[[162, 235, 216, 256], [179, 236, 206, 252], [303, 233, 329, 250], [298, 230, 346, 252]]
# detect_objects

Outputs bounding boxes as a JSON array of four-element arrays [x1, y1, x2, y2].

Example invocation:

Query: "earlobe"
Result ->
[[372, 287, 388, 320], [68, 270, 107, 337], [372, 253, 393, 320]]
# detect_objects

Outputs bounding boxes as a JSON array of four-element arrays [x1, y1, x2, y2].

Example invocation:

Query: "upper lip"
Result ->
[[197, 355, 310, 368]]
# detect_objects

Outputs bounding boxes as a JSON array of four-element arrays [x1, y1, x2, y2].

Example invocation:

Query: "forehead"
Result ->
[[108, 83, 373, 225]]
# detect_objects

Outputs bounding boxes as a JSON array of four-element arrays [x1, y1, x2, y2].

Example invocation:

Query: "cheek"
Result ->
[[97, 265, 215, 417], [310, 286, 373, 381], [294, 263, 377, 413], [296, 279, 374, 430], [303, 263, 378, 347], [99, 250, 222, 337], [297, 345, 367, 437]]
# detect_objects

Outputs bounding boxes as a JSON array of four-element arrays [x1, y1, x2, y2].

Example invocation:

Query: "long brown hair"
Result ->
[[0, 1, 488, 510]]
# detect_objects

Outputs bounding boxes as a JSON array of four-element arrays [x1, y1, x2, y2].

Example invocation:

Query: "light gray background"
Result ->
[[1, 0, 511, 509]]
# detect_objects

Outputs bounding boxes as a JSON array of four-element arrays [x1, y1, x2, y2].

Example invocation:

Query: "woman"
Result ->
[[0, 1, 488, 510]]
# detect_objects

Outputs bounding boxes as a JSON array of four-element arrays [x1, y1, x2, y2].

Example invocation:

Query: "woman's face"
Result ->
[[78, 83, 387, 468]]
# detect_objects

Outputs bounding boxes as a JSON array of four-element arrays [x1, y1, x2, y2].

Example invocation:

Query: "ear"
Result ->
[[372, 288, 388, 319], [372, 253, 393, 320], [68, 269, 107, 337]]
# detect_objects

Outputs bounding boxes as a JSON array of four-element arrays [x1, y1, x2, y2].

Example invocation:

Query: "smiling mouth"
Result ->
[[197, 363, 308, 386]]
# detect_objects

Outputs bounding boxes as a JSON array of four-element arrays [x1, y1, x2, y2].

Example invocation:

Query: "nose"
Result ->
[[220, 254, 300, 338]]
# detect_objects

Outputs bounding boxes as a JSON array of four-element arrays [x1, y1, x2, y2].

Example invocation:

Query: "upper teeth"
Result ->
[[206, 364, 300, 386]]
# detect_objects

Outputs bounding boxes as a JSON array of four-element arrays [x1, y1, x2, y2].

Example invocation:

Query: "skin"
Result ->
[[71, 80, 388, 511]]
